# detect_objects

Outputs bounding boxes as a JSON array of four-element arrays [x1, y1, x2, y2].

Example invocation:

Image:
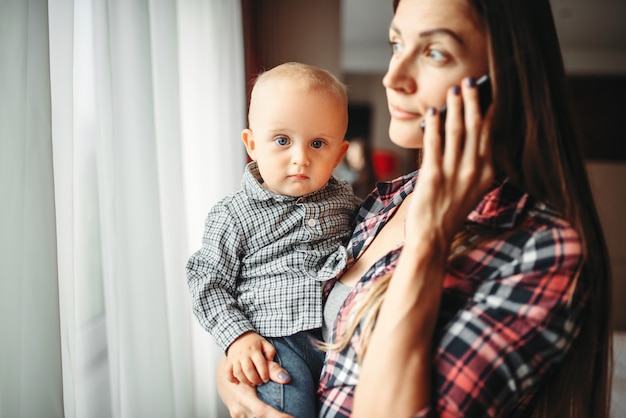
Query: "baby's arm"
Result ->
[[226, 331, 276, 386]]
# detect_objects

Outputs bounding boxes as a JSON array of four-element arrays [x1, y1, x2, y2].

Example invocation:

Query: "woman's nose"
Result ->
[[382, 56, 417, 94]]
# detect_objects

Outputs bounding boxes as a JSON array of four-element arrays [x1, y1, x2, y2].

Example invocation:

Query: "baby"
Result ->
[[187, 62, 360, 417]]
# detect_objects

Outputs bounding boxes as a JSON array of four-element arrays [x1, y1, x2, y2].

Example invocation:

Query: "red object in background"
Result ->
[[371, 149, 398, 181]]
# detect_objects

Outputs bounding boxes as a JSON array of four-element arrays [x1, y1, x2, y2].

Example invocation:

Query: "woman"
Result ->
[[218, 0, 612, 416]]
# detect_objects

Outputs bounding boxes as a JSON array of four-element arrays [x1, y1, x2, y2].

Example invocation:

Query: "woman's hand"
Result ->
[[216, 355, 294, 418], [410, 77, 495, 245]]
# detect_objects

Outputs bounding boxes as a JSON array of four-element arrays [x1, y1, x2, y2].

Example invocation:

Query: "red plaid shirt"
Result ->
[[318, 171, 588, 417]]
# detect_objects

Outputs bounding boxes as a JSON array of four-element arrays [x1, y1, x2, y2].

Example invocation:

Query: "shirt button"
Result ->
[[307, 219, 317, 227]]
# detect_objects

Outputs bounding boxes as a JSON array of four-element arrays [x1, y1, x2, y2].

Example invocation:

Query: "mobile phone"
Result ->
[[419, 74, 492, 136]]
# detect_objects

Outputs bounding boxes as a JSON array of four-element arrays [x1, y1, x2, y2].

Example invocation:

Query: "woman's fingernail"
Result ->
[[466, 77, 476, 87], [278, 371, 290, 381], [428, 107, 437, 116], [452, 85, 460, 95]]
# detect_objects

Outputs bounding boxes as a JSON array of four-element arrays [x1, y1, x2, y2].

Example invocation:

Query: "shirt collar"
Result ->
[[373, 170, 529, 230], [241, 162, 291, 202], [467, 176, 530, 229]]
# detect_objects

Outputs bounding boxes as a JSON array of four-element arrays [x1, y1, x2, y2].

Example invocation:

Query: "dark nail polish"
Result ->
[[466, 77, 476, 87], [452, 85, 460, 95], [428, 107, 437, 115]]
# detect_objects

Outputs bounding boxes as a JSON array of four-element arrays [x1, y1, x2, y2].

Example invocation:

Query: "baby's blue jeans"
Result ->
[[257, 329, 325, 418]]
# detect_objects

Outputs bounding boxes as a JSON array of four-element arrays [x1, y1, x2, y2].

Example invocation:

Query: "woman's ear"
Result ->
[[241, 129, 256, 160]]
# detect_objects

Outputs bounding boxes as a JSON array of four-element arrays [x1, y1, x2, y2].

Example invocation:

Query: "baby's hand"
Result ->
[[226, 331, 276, 386]]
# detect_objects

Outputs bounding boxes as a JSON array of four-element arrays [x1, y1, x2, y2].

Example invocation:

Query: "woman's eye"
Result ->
[[427, 49, 446, 62], [274, 136, 290, 146], [311, 140, 325, 149], [389, 41, 403, 55]]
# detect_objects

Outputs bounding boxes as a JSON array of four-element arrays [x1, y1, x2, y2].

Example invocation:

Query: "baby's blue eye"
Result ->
[[275, 136, 290, 146], [311, 140, 324, 149]]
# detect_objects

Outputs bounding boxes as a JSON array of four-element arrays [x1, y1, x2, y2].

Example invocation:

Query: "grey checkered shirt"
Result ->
[[187, 162, 360, 352]]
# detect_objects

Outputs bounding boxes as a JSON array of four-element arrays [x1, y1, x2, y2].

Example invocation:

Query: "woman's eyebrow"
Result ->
[[389, 22, 401, 35], [389, 23, 465, 47], [419, 28, 465, 46]]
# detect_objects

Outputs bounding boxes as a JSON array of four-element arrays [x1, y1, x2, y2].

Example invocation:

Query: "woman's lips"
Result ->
[[389, 105, 421, 121]]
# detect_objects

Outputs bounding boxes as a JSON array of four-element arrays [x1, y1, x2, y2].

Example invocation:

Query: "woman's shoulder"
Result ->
[[465, 178, 584, 279], [516, 201, 584, 273], [471, 177, 580, 244], [516, 200, 581, 249]]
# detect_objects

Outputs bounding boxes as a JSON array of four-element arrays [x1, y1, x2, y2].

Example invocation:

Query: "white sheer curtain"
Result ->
[[1, 0, 246, 417]]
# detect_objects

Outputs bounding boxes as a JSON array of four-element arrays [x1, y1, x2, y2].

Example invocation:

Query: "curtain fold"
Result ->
[[95, 0, 184, 415], [2, 1, 246, 417], [177, 1, 246, 415], [1, 1, 64, 418]]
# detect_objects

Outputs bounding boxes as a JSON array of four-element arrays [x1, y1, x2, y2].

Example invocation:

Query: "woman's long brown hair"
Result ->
[[480, 1, 612, 416], [330, 0, 612, 416]]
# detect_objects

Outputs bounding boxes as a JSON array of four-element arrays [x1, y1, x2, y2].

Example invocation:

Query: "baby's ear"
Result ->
[[241, 129, 256, 160], [334, 140, 350, 167]]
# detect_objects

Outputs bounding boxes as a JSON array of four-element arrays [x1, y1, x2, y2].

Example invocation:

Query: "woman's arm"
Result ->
[[354, 238, 447, 415], [353, 80, 495, 416]]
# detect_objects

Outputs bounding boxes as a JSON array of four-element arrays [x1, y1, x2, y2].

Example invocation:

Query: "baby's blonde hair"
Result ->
[[248, 62, 348, 127]]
